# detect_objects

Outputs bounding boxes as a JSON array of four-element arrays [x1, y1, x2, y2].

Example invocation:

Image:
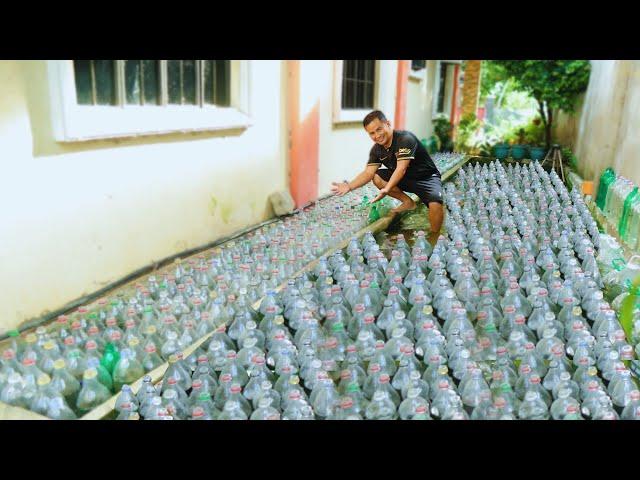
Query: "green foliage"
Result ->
[[491, 60, 591, 113], [562, 146, 578, 169], [487, 60, 591, 147], [501, 118, 546, 146], [455, 114, 482, 153], [433, 115, 454, 152], [479, 61, 509, 102]]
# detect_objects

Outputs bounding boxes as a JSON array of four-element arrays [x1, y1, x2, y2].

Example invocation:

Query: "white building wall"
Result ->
[[0, 60, 287, 333]]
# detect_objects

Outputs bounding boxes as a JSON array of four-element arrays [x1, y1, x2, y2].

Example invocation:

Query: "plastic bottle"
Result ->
[[365, 390, 398, 420], [518, 390, 550, 420], [398, 387, 431, 420], [112, 348, 145, 393], [115, 384, 139, 415], [218, 400, 249, 420], [76, 368, 112, 415], [250, 397, 281, 420]]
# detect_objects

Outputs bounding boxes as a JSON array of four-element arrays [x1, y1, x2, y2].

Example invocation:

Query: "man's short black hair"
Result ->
[[362, 110, 388, 128]]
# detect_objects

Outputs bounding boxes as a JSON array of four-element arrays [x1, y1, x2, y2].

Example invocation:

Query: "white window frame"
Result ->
[[47, 60, 252, 142], [432, 60, 462, 119], [332, 60, 381, 124], [409, 60, 427, 82]]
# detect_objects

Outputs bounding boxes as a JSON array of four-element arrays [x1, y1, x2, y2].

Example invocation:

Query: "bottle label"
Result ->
[[566, 405, 578, 414], [415, 405, 427, 414]]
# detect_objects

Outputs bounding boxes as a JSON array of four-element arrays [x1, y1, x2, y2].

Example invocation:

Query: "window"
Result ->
[[341, 60, 375, 110], [72, 60, 231, 108], [411, 60, 426, 71], [436, 61, 448, 113], [48, 60, 249, 141], [333, 60, 381, 124]]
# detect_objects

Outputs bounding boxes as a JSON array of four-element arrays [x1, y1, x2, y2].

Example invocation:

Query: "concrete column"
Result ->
[[394, 60, 410, 130]]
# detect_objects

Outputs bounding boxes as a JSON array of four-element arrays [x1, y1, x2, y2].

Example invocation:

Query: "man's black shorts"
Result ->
[[375, 169, 444, 205]]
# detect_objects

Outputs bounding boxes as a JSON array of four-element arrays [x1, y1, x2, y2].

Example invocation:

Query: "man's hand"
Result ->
[[370, 187, 389, 203], [331, 181, 350, 196]]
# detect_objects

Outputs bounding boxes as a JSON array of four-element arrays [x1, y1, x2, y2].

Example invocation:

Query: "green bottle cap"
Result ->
[[500, 383, 512, 393], [332, 322, 345, 332], [7, 330, 19, 338], [484, 324, 497, 334], [346, 382, 360, 393]]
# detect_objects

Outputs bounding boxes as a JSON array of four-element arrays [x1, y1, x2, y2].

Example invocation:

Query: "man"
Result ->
[[331, 110, 444, 244]]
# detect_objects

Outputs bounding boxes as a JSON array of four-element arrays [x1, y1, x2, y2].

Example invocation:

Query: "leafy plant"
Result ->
[[488, 60, 591, 148], [433, 115, 454, 152], [454, 114, 482, 153]]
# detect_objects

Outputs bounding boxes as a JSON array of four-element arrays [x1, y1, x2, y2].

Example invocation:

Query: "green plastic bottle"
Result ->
[[596, 168, 615, 210], [619, 187, 639, 240], [368, 204, 380, 223], [100, 342, 120, 377], [6, 330, 22, 356], [377, 198, 391, 217]]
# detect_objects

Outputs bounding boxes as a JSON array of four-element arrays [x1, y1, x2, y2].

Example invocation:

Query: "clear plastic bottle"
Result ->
[[398, 388, 431, 420], [250, 397, 281, 420], [217, 400, 249, 420], [518, 390, 550, 420], [310, 378, 339, 419], [114, 384, 139, 414], [112, 348, 145, 393], [365, 390, 398, 420], [550, 388, 582, 420], [620, 390, 640, 420], [76, 368, 113, 415]]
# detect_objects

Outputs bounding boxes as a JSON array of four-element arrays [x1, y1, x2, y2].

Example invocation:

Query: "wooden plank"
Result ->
[[0, 401, 49, 420], [441, 156, 471, 182]]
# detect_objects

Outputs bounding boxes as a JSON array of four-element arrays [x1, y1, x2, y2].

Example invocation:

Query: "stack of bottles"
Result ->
[[598, 169, 640, 250], [0, 186, 379, 419], [112, 161, 640, 420]]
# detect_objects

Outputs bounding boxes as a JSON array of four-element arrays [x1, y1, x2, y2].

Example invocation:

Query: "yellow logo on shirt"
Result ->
[[398, 148, 411, 155]]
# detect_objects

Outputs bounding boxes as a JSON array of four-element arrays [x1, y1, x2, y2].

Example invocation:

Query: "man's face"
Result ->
[[365, 118, 392, 146]]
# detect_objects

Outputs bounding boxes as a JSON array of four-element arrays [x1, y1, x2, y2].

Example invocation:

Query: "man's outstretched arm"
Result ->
[[331, 164, 379, 196]]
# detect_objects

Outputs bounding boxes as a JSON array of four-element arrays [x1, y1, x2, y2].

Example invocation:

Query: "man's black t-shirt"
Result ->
[[367, 130, 441, 180]]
